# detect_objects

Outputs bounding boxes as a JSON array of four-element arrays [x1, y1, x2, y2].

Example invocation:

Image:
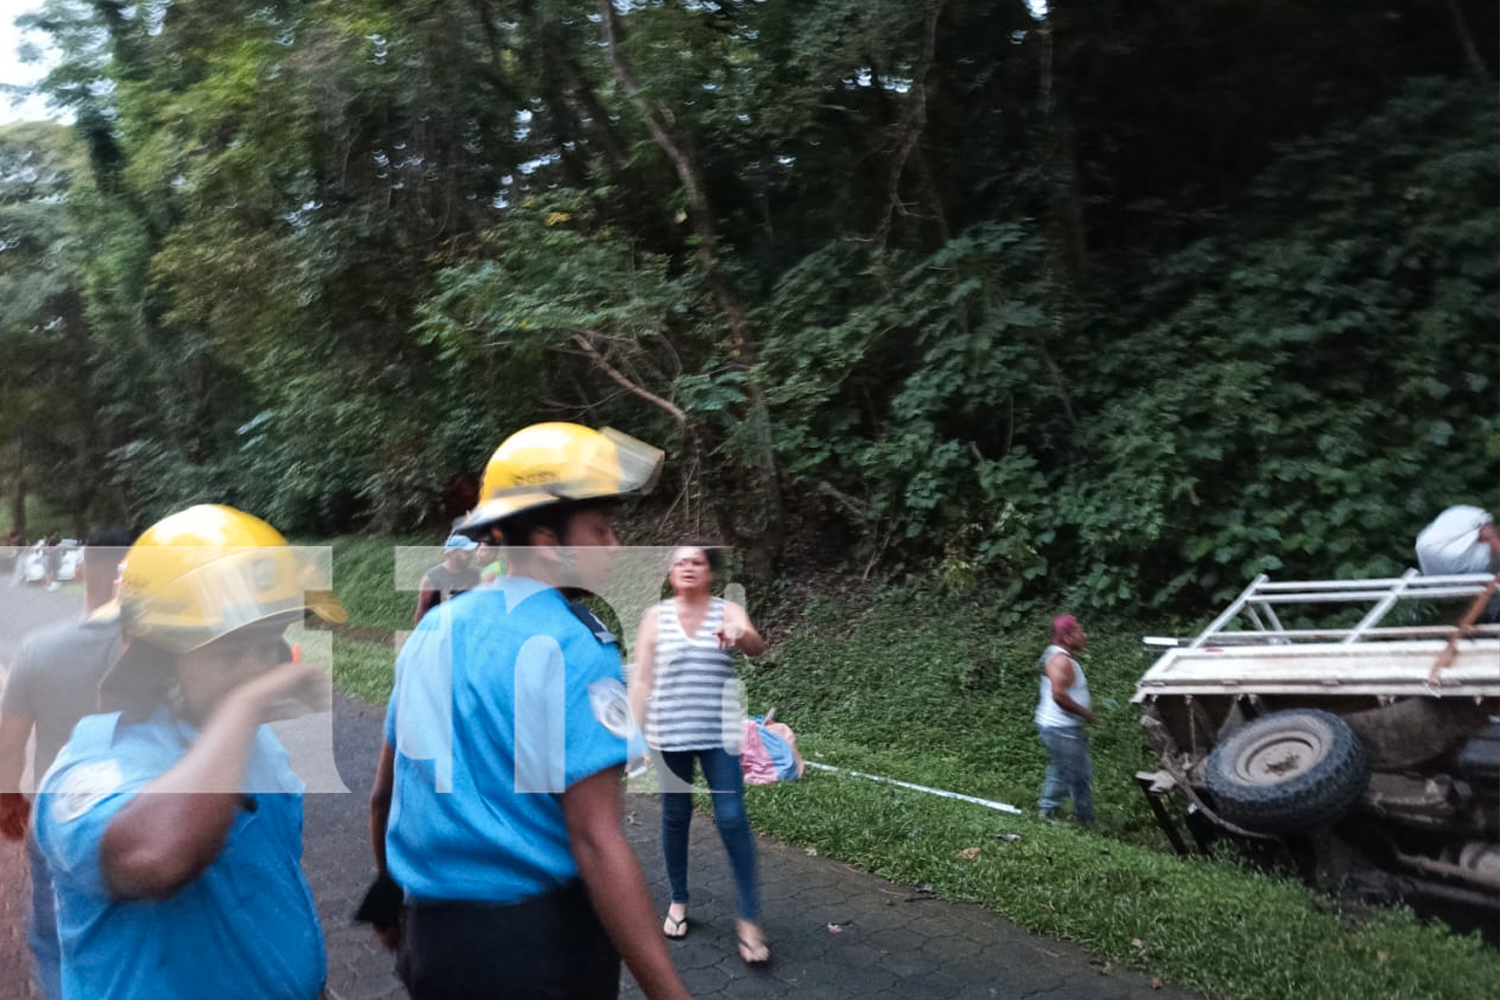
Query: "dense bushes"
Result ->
[[755, 79, 1498, 612]]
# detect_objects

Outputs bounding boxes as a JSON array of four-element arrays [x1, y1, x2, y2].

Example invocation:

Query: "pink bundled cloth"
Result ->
[[740, 719, 780, 785], [740, 715, 806, 784]]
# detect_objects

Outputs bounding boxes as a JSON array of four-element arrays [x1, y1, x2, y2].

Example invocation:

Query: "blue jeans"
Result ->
[[1038, 726, 1095, 825], [658, 748, 759, 922], [27, 831, 62, 1000]]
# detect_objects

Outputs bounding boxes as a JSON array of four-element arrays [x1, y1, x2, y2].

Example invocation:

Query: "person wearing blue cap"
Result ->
[[411, 534, 482, 626]]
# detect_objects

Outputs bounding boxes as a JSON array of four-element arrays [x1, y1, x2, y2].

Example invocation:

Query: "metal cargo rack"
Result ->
[[1133, 570, 1500, 701]]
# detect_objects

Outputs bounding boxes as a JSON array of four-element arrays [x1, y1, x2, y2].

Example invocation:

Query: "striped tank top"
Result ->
[[645, 597, 744, 752]]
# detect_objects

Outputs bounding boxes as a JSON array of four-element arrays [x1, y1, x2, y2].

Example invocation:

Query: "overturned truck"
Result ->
[[1134, 571, 1500, 930]]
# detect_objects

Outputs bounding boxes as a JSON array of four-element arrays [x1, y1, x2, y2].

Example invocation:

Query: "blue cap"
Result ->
[[444, 534, 479, 552]]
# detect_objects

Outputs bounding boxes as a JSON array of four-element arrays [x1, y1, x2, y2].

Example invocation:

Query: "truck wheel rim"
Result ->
[[1233, 730, 1328, 786]]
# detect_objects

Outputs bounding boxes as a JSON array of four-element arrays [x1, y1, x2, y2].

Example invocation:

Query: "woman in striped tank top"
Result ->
[[629, 545, 770, 965]]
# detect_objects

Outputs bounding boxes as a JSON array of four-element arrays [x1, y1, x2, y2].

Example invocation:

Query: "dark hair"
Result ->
[[82, 526, 138, 588], [493, 497, 619, 547], [86, 526, 137, 549], [679, 541, 724, 573]]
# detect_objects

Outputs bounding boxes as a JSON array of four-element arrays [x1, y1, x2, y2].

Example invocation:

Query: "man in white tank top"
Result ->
[[1034, 614, 1096, 825]]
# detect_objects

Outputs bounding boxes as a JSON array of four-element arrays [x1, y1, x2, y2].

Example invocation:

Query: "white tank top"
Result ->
[[1034, 643, 1091, 728]]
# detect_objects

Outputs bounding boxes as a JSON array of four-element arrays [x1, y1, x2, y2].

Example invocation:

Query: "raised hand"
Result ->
[[237, 658, 332, 723]]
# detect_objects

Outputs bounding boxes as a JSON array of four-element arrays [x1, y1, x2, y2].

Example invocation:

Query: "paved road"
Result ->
[[2, 583, 1198, 999]]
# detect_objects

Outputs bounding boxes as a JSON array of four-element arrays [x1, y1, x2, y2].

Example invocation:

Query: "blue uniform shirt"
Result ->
[[385, 578, 633, 903], [35, 709, 326, 1000]]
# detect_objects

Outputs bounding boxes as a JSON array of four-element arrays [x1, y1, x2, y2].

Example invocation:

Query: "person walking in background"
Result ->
[[41, 535, 61, 591], [628, 544, 770, 965], [410, 534, 481, 626], [0, 527, 135, 1000], [476, 541, 506, 585], [33, 505, 342, 1000], [1035, 614, 1096, 825], [370, 422, 698, 1000]]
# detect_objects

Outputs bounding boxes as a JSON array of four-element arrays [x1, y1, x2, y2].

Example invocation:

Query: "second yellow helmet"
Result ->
[[457, 423, 664, 535]]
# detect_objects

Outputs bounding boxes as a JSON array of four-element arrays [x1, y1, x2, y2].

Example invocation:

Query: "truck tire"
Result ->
[[1205, 709, 1369, 835]]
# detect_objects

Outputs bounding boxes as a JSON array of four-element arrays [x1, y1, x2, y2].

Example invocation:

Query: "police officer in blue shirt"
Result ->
[[369, 423, 697, 1000], [35, 505, 345, 1000]]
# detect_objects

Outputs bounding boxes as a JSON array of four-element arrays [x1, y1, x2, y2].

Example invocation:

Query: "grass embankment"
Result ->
[[309, 535, 418, 704], [320, 537, 1499, 1000]]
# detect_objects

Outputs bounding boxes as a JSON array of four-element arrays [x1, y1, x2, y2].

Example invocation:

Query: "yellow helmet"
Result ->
[[118, 504, 346, 653], [457, 423, 664, 534]]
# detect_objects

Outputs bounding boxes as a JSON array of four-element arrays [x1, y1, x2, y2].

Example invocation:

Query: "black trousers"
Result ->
[[396, 881, 620, 1000]]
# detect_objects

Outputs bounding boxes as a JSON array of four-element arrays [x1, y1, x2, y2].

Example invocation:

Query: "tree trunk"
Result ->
[[598, 1, 786, 565], [9, 466, 25, 538], [1441, 0, 1489, 77], [1035, 11, 1082, 433], [874, 3, 945, 248]]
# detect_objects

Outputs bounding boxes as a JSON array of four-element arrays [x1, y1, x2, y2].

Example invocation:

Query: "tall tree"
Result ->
[[0, 121, 116, 532]]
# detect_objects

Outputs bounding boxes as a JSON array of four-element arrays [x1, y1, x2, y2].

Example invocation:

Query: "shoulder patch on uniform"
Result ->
[[51, 759, 126, 824], [588, 678, 635, 738]]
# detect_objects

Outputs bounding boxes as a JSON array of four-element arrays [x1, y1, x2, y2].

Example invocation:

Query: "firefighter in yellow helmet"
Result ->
[[368, 424, 699, 1000], [35, 504, 343, 1000]]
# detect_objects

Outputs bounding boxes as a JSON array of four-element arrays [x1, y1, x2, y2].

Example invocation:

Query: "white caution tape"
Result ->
[[803, 762, 1023, 815]]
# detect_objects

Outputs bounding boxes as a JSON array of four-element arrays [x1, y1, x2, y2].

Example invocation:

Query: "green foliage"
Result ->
[[0, 121, 118, 531], [301, 535, 413, 703], [1061, 77, 1500, 608], [755, 77, 1498, 612], [4, 1, 1495, 616], [760, 224, 1060, 587], [0, 492, 75, 540], [322, 533, 422, 633], [417, 194, 694, 365]]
